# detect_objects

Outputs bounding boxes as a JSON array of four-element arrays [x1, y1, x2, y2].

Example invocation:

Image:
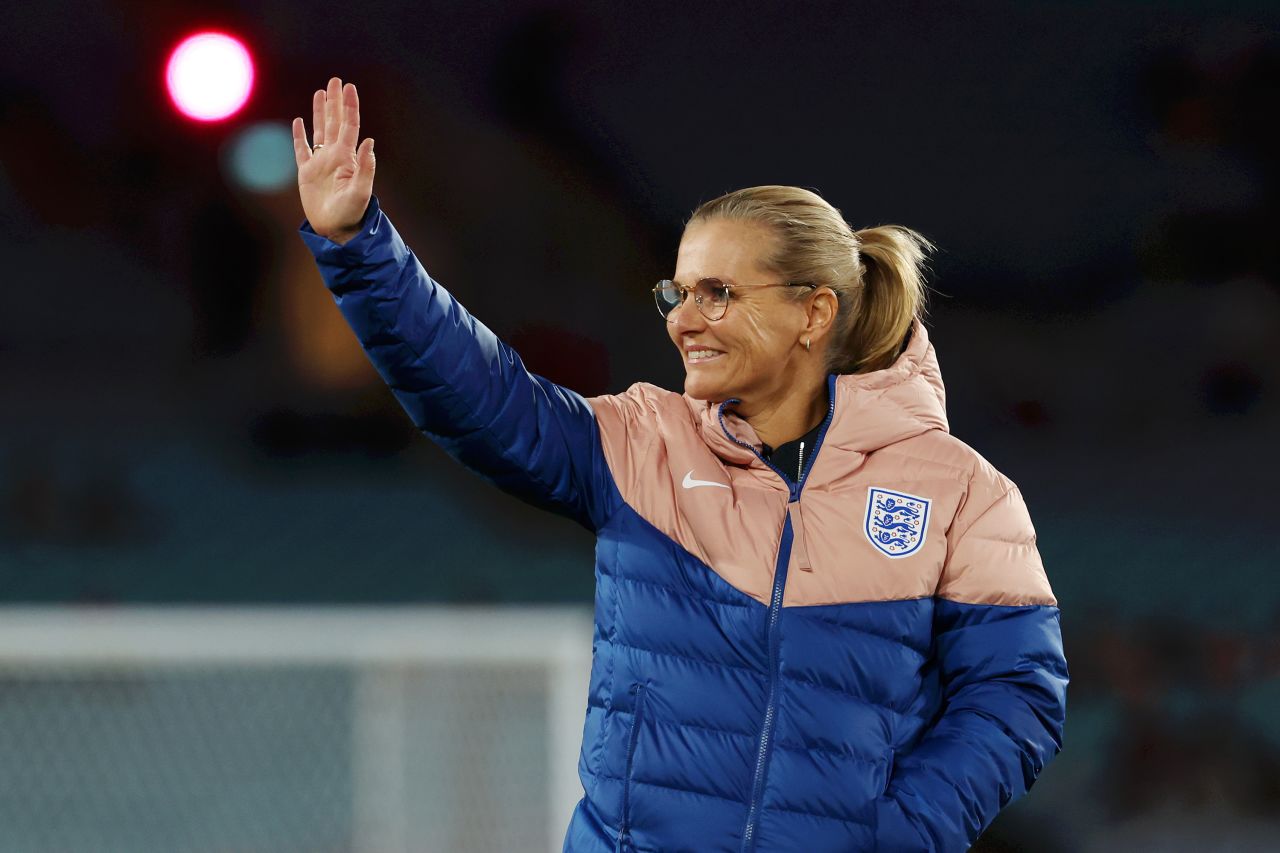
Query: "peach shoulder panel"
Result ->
[[787, 429, 1056, 608], [588, 382, 1056, 610], [938, 444, 1058, 607], [588, 382, 789, 607]]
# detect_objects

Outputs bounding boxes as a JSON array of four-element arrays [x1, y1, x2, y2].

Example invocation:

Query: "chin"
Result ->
[[683, 373, 733, 403]]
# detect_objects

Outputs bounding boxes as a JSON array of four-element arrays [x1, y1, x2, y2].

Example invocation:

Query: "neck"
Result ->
[[737, 374, 830, 450]]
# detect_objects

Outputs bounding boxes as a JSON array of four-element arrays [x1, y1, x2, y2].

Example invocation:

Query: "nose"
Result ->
[[667, 294, 707, 332]]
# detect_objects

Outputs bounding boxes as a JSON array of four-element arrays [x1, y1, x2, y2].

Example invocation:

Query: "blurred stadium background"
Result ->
[[1, 0, 1278, 850]]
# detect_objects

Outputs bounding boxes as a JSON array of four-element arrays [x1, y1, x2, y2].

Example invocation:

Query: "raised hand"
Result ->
[[292, 77, 376, 245]]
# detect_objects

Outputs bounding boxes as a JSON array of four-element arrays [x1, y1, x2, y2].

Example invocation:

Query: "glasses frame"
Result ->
[[653, 278, 818, 321]]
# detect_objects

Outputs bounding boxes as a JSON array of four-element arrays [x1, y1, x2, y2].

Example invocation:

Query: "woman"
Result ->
[[292, 77, 1068, 853]]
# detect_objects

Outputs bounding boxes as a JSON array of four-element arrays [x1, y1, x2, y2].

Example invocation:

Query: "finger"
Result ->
[[291, 117, 311, 168], [357, 137, 376, 185], [324, 76, 342, 150], [337, 82, 360, 151], [312, 89, 325, 146], [355, 137, 376, 202]]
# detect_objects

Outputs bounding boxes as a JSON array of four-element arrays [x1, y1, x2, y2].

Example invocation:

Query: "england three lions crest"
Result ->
[[864, 487, 931, 558]]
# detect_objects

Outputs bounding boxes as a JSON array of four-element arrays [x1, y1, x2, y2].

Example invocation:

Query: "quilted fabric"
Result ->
[[301, 197, 1069, 852]]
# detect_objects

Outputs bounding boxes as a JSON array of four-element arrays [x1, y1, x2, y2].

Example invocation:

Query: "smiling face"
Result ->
[[667, 218, 812, 409]]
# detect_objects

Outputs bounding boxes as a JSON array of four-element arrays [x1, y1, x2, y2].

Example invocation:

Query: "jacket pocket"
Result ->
[[617, 681, 649, 853]]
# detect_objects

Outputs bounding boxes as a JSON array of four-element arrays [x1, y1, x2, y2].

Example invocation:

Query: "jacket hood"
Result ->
[[687, 317, 950, 467]]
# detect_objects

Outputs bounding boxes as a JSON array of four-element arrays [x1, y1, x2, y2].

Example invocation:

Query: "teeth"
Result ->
[[688, 350, 723, 362]]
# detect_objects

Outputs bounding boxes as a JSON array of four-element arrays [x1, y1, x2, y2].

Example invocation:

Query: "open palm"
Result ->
[[292, 76, 376, 244]]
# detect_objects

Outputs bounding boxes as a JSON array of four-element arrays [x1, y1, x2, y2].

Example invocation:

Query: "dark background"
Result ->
[[2, 0, 1278, 849]]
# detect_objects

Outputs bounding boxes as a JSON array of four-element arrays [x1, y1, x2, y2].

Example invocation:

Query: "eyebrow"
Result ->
[[671, 276, 733, 287]]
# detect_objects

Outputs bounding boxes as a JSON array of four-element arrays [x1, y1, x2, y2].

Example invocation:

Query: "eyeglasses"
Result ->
[[653, 278, 817, 321]]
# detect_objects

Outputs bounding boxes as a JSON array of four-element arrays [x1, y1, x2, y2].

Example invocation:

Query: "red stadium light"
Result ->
[[165, 31, 254, 122]]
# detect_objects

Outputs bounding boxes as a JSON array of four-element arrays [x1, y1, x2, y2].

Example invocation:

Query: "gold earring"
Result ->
[[805, 338, 811, 352]]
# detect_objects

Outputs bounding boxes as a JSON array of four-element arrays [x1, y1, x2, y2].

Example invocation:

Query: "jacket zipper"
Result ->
[[739, 511, 793, 852], [718, 378, 837, 852], [617, 681, 649, 853]]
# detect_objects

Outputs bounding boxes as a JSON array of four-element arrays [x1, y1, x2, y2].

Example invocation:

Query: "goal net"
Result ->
[[0, 606, 593, 853]]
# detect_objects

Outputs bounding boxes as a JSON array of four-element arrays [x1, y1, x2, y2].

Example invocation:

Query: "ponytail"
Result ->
[[838, 225, 935, 373]]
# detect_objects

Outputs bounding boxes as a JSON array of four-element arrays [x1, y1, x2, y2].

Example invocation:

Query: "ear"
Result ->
[[802, 287, 839, 347]]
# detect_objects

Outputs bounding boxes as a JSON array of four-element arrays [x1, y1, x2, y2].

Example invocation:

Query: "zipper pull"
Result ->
[[789, 500, 813, 572]]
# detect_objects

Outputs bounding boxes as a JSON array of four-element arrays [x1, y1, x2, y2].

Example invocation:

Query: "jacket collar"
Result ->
[[686, 318, 949, 468]]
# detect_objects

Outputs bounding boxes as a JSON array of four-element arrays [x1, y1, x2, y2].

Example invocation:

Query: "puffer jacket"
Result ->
[[300, 196, 1069, 853]]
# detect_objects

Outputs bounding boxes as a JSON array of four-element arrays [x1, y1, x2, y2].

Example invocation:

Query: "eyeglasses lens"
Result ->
[[654, 279, 729, 320], [699, 280, 729, 319], [655, 281, 682, 317]]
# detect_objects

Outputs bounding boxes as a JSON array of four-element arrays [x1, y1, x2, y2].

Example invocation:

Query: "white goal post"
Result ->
[[0, 606, 594, 853]]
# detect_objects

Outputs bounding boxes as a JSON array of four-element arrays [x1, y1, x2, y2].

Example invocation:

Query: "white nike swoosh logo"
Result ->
[[682, 470, 730, 490]]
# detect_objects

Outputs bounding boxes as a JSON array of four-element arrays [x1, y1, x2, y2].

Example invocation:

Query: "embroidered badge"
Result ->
[[864, 487, 931, 558]]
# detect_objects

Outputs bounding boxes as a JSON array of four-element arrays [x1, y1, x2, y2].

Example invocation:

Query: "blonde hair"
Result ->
[[687, 185, 935, 374]]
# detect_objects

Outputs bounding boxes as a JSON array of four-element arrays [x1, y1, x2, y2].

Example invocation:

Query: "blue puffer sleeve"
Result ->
[[874, 484, 1069, 852], [299, 196, 619, 531]]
